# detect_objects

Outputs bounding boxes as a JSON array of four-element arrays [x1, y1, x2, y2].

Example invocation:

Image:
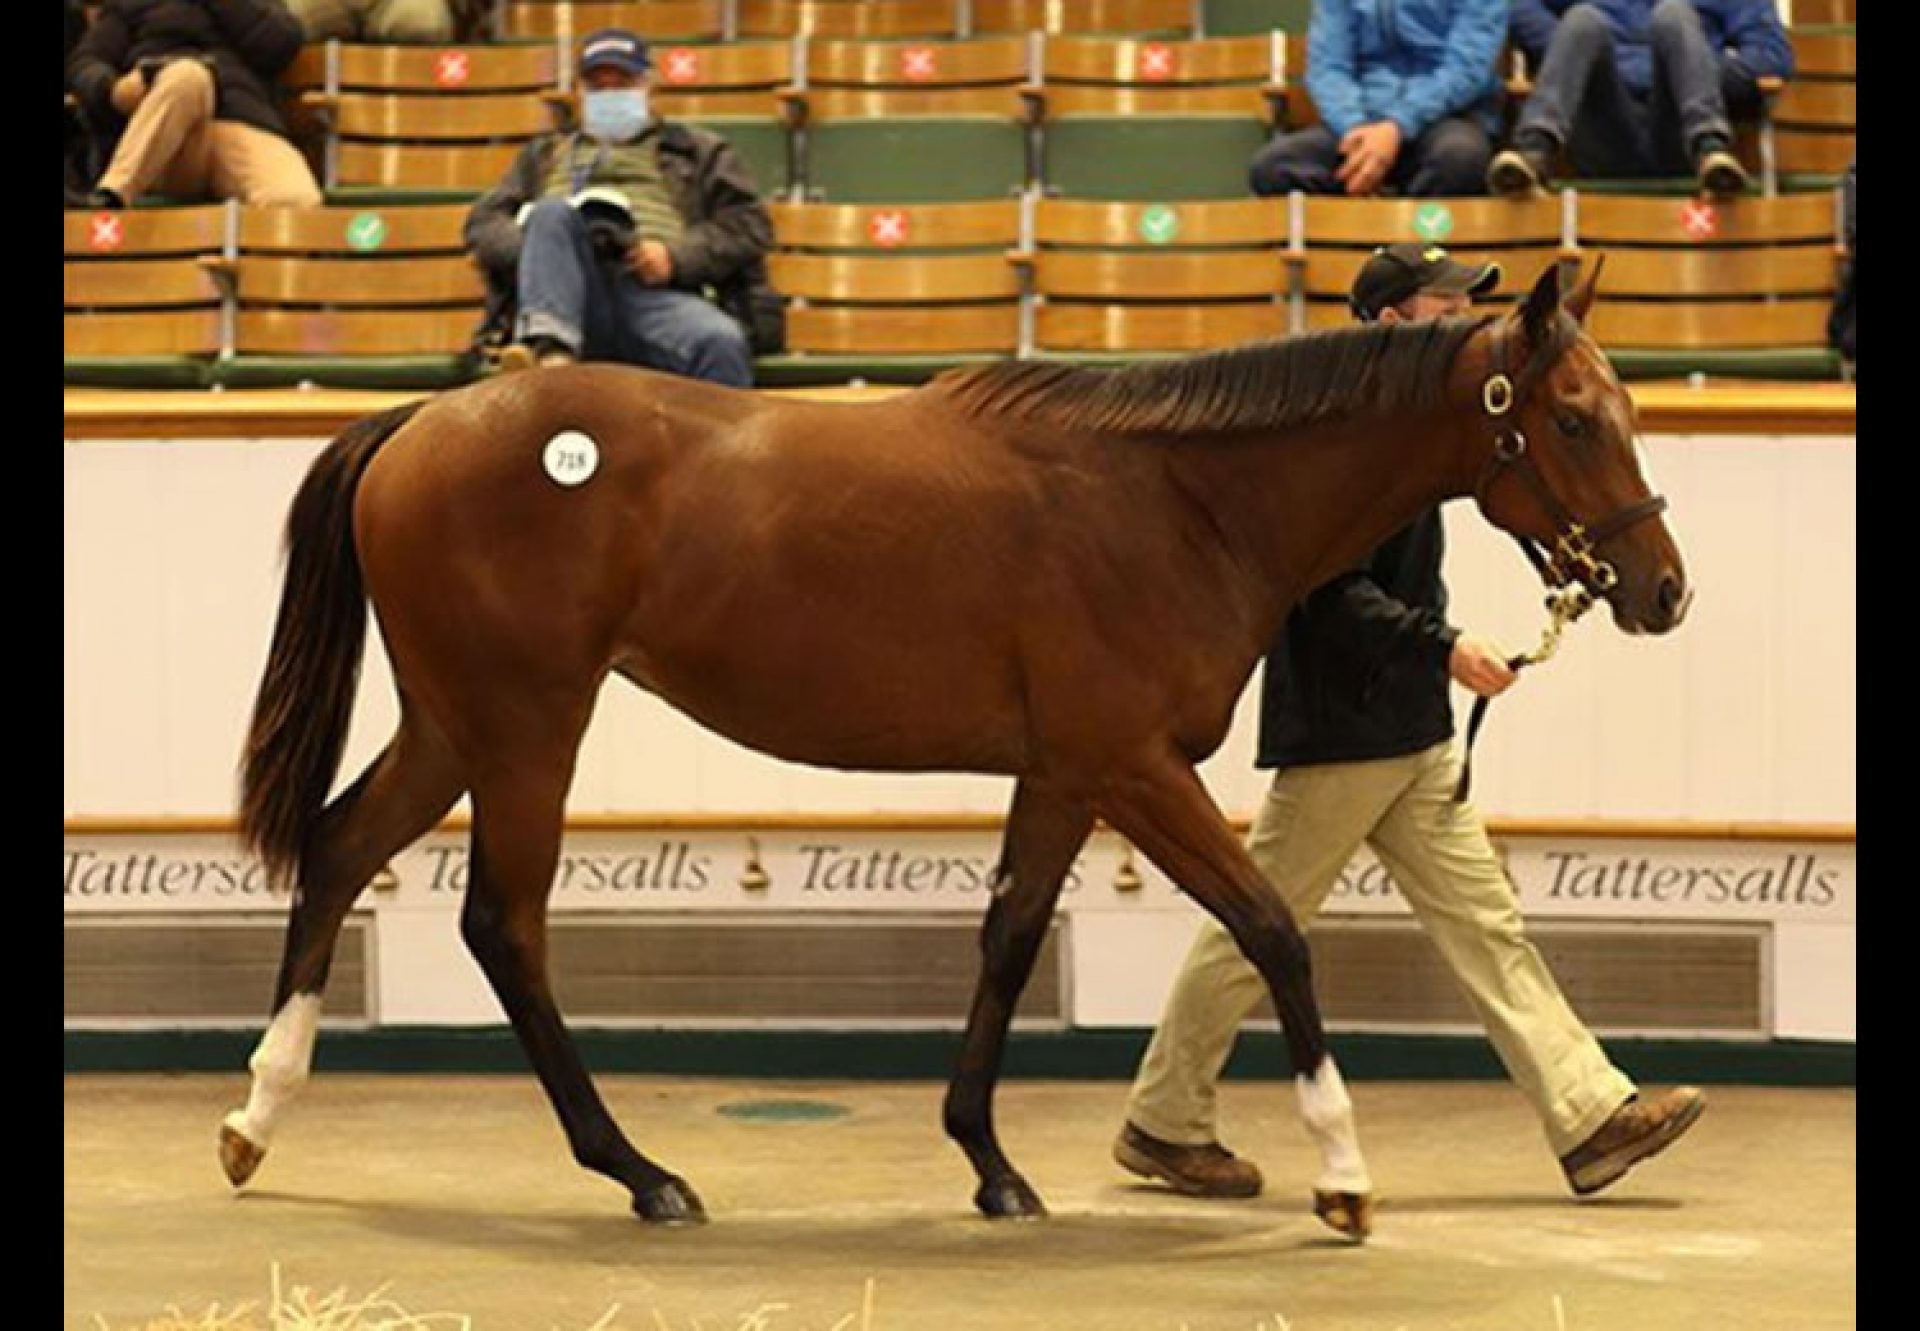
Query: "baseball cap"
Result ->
[[1349, 243, 1501, 321], [579, 28, 652, 77]]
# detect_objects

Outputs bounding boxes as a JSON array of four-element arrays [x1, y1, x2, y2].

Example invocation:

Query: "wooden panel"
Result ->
[[1296, 246, 1559, 297], [63, 206, 228, 256], [784, 302, 1020, 352], [237, 255, 486, 305], [1789, 31, 1855, 78], [334, 140, 526, 189], [652, 90, 786, 117], [327, 43, 562, 91], [1045, 35, 1272, 83], [502, 1, 726, 39], [799, 86, 1029, 120], [548, 916, 1064, 1024], [650, 39, 795, 88], [1580, 245, 1837, 298], [1035, 197, 1283, 246], [1039, 84, 1270, 117], [1574, 190, 1836, 244], [973, 0, 1194, 34], [238, 203, 471, 252], [1775, 130, 1855, 175], [1249, 922, 1764, 1035], [771, 252, 1019, 299], [235, 306, 482, 355], [331, 92, 558, 140], [65, 259, 222, 308], [1773, 79, 1855, 128], [1301, 195, 1562, 244], [64, 917, 370, 1023], [1036, 249, 1284, 298], [739, 1, 960, 38], [1589, 297, 1833, 349], [1036, 300, 1286, 350], [807, 36, 1028, 86], [65, 309, 223, 356], [771, 199, 1022, 247]]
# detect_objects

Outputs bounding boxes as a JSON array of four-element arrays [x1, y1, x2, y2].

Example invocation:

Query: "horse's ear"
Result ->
[[1565, 254, 1606, 324], [1518, 261, 1563, 345]]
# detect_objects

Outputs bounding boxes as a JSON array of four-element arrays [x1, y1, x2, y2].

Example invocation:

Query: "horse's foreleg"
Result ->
[[460, 764, 704, 1224], [1100, 761, 1374, 1240], [944, 781, 1094, 1220], [221, 714, 465, 1188]]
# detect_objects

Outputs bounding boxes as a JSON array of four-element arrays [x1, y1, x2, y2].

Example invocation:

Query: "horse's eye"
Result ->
[[1556, 412, 1587, 439]]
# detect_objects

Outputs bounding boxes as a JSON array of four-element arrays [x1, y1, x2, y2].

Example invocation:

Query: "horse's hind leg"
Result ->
[[1100, 760, 1374, 1240], [945, 780, 1094, 1220], [460, 753, 704, 1224], [220, 708, 466, 1187]]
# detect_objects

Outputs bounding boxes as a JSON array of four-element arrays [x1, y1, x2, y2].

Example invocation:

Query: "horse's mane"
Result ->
[[936, 314, 1499, 438]]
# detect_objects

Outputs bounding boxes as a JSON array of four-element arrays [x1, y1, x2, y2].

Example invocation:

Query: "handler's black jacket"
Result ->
[[464, 125, 785, 356], [67, 0, 306, 147], [1256, 509, 1461, 770]]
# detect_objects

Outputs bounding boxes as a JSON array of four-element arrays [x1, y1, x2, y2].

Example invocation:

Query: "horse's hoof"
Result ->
[[1312, 1188, 1374, 1242], [218, 1120, 265, 1188], [975, 1175, 1048, 1221], [633, 1176, 708, 1225]]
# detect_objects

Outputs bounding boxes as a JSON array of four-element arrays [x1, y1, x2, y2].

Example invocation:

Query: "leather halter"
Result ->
[[1472, 317, 1670, 596], [1453, 316, 1670, 802]]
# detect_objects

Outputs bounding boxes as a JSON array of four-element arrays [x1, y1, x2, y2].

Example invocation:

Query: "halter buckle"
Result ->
[[1494, 429, 1527, 461], [1482, 374, 1514, 417]]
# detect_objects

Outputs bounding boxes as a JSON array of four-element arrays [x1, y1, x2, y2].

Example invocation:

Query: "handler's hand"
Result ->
[[1336, 120, 1403, 197], [1449, 634, 1519, 698], [111, 68, 148, 115], [630, 239, 675, 286]]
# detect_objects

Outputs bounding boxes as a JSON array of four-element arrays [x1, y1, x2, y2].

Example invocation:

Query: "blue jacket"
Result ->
[[1509, 0, 1793, 97], [1305, 0, 1509, 140]]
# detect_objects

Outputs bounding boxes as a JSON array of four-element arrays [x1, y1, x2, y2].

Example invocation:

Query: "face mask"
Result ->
[[582, 87, 649, 143]]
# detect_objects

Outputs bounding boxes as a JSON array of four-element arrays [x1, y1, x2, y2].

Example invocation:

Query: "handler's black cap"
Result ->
[[1349, 243, 1501, 321], [579, 28, 652, 76]]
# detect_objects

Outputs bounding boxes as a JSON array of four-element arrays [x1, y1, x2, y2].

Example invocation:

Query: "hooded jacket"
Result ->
[[1305, 0, 1511, 140]]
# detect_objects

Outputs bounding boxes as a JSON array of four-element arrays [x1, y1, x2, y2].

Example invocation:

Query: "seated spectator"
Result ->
[[65, 0, 98, 206], [1250, 0, 1508, 199], [66, 0, 323, 209], [465, 28, 782, 387], [1490, 0, 1792, 200], [283, 0, 470, 44]]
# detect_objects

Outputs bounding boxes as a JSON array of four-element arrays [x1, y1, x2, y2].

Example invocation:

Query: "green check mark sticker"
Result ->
[[1412, 203, 1454, 242], [1139, 205, 1180, 245], [346, 212, 388, 252]]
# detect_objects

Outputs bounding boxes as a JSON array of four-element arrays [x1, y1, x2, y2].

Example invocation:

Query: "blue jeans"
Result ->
[[515, 198, 754, 388], [1515, 0, 1730, 177], [1250, 117, 1492, 197]]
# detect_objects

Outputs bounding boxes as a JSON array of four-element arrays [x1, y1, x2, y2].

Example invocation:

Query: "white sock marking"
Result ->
[[223, 993, 321, 1148], [1295, 1056, 1373, 1194]]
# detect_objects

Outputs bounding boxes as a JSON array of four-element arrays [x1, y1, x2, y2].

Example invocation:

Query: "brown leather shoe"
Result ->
[[1113, 1122, 1263, 1198], [1560, 1087, 1706, 1196]]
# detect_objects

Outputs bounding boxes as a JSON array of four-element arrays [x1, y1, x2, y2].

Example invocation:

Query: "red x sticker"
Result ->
[[1138, 42, 1177, 81], [662, 48, 701, 84], [1680, 200, 1718, 240], [88, 213, 124, 252], [868, 209, 910, 247], [900, 45, 939, 81], [433, 51, 469, 88]]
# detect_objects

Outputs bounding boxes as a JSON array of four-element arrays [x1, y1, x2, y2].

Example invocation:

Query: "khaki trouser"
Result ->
[[286, 0, 455, 41], [98, 60, 322, 207], [1126, 739, 1635, 1158]]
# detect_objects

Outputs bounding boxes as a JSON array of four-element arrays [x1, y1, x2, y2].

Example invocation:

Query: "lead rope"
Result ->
[[1452, 576, 1597, 802]]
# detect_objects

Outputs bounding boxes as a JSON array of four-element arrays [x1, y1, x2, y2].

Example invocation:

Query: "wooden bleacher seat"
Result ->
[[739, 0, 960, 39], [795, 37, 1030, 203], [1771, 27, 1855, 190], [649, 39, 796, 193], [218, 204, 486, 389], [1027, 197, 1287, 356], [1571, 189, 1844, 380], [65, 206, 228, 388], [757, 198, 1024, 384], [972, 0, 1195, 36], [1293, 196, 1562, 331], [500, 1, 727, 40]]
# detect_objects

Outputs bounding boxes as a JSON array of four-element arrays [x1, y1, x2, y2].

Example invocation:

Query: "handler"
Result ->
[[1114, 244, 1706, 1201]]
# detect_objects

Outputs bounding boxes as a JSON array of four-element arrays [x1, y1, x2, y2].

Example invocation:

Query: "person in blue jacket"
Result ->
[[1489, 0, 1793, 199], [1251, 0, 1509, 198]]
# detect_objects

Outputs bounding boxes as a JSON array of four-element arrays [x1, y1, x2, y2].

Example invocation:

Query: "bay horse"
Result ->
[[220, 261, 1686, 1240]]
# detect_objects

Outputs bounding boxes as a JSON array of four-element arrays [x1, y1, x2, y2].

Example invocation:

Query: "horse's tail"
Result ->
[[239, 400, 426, 891]]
